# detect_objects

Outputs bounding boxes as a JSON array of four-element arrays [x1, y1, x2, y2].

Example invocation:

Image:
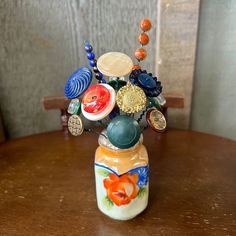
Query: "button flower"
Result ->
[[129, 69, 162, 97]]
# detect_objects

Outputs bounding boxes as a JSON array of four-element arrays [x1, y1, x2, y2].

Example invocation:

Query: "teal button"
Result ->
[[107, 115, 141, 149]]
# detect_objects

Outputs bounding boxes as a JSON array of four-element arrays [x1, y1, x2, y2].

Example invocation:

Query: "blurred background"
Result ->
[[0, 0, 235, 141]]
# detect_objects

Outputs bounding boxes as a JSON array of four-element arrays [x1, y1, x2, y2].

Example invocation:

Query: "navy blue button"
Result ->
[[138, 73, 156, 89]]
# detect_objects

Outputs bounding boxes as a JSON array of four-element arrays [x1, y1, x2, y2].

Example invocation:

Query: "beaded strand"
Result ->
[[133, 19, 152, 70], [84, 42, 106, 83]]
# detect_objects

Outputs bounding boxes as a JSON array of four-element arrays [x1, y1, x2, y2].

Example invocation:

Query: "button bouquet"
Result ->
[[64, 19, 167, 220]]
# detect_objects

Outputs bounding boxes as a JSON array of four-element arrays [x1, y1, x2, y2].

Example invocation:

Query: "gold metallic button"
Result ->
[[116, 83, 147, 113], [146, 109, 166, 132], [68, 115, 84, 136]]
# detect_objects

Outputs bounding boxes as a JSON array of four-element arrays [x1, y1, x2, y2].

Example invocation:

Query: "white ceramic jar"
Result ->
[[94, 132, 149, 220]]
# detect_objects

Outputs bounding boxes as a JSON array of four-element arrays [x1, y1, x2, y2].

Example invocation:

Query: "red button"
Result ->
[[82, 84, 110, 113]]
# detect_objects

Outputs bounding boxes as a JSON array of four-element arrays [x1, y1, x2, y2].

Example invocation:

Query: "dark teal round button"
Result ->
[[107, 115, 141, 149], [138, 73, 156, 89]]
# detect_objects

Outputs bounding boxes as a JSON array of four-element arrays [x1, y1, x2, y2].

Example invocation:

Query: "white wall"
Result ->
[[191, 0, 236, 140]]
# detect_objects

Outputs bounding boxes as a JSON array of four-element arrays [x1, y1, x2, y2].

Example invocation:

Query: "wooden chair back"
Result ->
[[42, 95, 184, 135]]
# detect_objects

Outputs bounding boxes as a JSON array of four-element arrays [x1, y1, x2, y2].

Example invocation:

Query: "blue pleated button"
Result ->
[[64, 67, 92, 99]]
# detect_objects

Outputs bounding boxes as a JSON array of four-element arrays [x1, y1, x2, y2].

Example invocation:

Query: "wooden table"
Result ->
[[0, 129, 236, 236]]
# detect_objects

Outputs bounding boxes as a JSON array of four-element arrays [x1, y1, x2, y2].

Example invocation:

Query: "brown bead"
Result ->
[[140, 19, 152, 32], [134, 48, 147, 61], [132, 65, 141, 70], [138, 33, 149, 45]]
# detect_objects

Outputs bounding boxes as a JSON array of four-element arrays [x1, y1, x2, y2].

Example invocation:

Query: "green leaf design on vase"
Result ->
[[137, 187, 147, 198], [102, 196, 114, 210], [96, 168, 111, 177]]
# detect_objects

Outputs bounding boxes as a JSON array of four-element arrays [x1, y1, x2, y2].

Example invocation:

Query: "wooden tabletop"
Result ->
[[0, 129, 236, 236]]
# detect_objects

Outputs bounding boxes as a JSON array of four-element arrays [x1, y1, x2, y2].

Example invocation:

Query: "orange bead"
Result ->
[[132, 65, 141, 70], [138, 33, 149, 45], [135, 48, 147, 61], [140, 19, 152, 32]]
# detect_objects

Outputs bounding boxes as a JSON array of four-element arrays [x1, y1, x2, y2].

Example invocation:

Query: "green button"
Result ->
[[108, 80, 127, 91], [148, 97, 161, 110], [107, 115, 141, 149], [67, 99, 81, 115]]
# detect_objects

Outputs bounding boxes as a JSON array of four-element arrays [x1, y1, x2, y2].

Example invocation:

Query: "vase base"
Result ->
[[97, 202, 148, 221]]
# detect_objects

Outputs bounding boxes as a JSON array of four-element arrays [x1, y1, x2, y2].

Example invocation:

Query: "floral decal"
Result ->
[[103, 173, 139, 206], [130, 166, 149, 187], [96, 165, 149, 209]]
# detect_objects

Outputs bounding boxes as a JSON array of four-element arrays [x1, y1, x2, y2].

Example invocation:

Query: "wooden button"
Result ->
[[116, 83, 146, 113], [68, 115, 84, 136], [97, 52, 133, 77], [146, 109, 166, 132]]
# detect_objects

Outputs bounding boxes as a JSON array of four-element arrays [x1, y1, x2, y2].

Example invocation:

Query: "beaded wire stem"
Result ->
[[84, 41, 105, 83], [84, 128, 108, 138], [134, 19, 152, 123], [134, 19, 152, 68]]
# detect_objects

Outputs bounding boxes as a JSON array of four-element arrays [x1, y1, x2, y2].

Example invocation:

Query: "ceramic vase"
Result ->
[[94, 132, 149, 220]]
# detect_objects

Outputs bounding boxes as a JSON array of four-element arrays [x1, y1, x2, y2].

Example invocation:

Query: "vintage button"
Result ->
[[97, 52, 133, 77], [140, 19, 152, 32], [116, 83, 147, 113], [156, 94, 166, 106], [67, 98, 81, 115], [68, 115, 84, 136], [81, 84, 116, 121], [138, 33, 149, 45], [134, 48, 147, 61], [64, 67, 92, 99], [129, 69, 162, 97], [107, 115, 141, 149], [82, 84, 110, 113], [107, 80, 127, 91], [138, 73, 156, 89], [148, 97, 162, 110], [146, 109, 166, 132]]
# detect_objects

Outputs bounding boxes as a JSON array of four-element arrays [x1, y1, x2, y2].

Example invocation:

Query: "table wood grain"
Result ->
[[0, 129, 236, 236]]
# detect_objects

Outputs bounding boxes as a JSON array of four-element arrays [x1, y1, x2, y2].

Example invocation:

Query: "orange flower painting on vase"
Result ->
[[103, 173, 139, 206]]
